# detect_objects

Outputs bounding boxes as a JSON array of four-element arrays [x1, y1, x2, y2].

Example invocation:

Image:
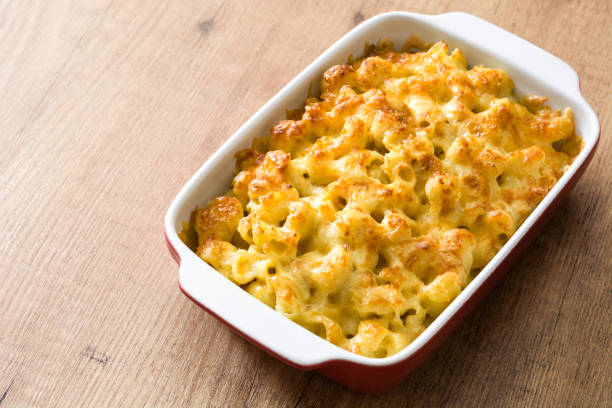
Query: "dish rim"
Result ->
[[164, 11, 600, 368]]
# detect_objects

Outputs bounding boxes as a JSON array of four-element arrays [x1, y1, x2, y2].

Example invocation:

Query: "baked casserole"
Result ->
[[181, 39, 581, 358]]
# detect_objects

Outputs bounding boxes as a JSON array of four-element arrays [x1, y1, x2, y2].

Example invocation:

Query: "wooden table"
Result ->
[[1, 0, 610, 406]]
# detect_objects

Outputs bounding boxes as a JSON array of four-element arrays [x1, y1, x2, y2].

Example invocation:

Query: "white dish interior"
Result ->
[[165, 12, 599, 367]]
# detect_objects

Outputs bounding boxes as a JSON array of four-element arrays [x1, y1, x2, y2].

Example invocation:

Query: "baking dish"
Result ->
[[164, 11, 599, 393]]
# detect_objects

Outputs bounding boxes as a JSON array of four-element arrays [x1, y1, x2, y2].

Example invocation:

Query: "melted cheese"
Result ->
[[183, 39, 581, 358]]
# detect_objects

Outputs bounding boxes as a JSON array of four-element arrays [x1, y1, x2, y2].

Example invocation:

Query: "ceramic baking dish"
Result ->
[[164, 11, 599, 393]]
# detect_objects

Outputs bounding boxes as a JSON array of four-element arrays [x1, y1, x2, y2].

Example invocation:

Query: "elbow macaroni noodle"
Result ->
[[182, 39, 581, 357]]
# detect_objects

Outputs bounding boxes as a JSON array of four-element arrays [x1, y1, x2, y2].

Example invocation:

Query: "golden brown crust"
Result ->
[[185, 39, 581, 358]]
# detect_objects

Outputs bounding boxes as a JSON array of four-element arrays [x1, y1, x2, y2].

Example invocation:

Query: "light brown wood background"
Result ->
[[0, 0, 610, 406]]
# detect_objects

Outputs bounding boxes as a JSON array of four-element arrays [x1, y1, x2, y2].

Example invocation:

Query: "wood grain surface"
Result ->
[[0, 0, 610, 406]]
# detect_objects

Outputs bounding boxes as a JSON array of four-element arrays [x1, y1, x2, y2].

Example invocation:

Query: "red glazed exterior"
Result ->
[[164, 134, 598, 394]]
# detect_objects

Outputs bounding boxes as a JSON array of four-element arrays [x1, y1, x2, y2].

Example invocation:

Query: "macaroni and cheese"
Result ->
[[181, 39, 581, 357]]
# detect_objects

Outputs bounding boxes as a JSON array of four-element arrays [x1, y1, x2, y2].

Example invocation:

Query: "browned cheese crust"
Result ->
[[186, 39, 581, 357]]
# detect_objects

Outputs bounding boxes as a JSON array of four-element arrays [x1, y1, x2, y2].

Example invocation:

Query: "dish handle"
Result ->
[[174, 247, 344, 368]]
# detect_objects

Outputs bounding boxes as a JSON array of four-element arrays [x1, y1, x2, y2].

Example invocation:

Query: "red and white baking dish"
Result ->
[[164, 12, 599, 393]]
